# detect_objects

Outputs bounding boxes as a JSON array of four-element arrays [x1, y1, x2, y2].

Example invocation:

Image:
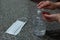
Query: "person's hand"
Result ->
[[37, 1, 57, 9], [42, 13, 60, 22]]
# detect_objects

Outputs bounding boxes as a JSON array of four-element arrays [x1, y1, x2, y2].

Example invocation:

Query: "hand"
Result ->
[[42, 13, 60, 22], [37, 1, 57, 10]]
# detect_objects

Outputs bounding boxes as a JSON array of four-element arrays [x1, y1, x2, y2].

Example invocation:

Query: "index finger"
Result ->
[[37, 1, 45, 7]]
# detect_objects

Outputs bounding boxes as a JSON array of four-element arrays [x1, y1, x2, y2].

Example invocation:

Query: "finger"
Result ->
[[42, 13, 50, 21], [37, 1, 45, 7], [39, 4, 51, 9], [43, 14, 53, 22], [41, 6, 50, 9], [42, 14, 52, 22], [43, 15, 53, 22], [44, 14, 53, 18], [43, 5, 52, 9], [46, 6, 55, 10], [38, 1, 50, 9], [42, 13, 55, 22]]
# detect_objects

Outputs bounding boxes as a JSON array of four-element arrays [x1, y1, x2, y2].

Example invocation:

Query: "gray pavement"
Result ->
[[0, 0, 60, 40]]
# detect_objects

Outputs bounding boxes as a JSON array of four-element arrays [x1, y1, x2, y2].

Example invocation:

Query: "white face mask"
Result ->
[[5, 17, 28, 35]]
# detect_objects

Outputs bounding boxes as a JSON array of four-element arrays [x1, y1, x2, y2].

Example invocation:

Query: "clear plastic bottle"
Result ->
[[33, 9, 48, 37]]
